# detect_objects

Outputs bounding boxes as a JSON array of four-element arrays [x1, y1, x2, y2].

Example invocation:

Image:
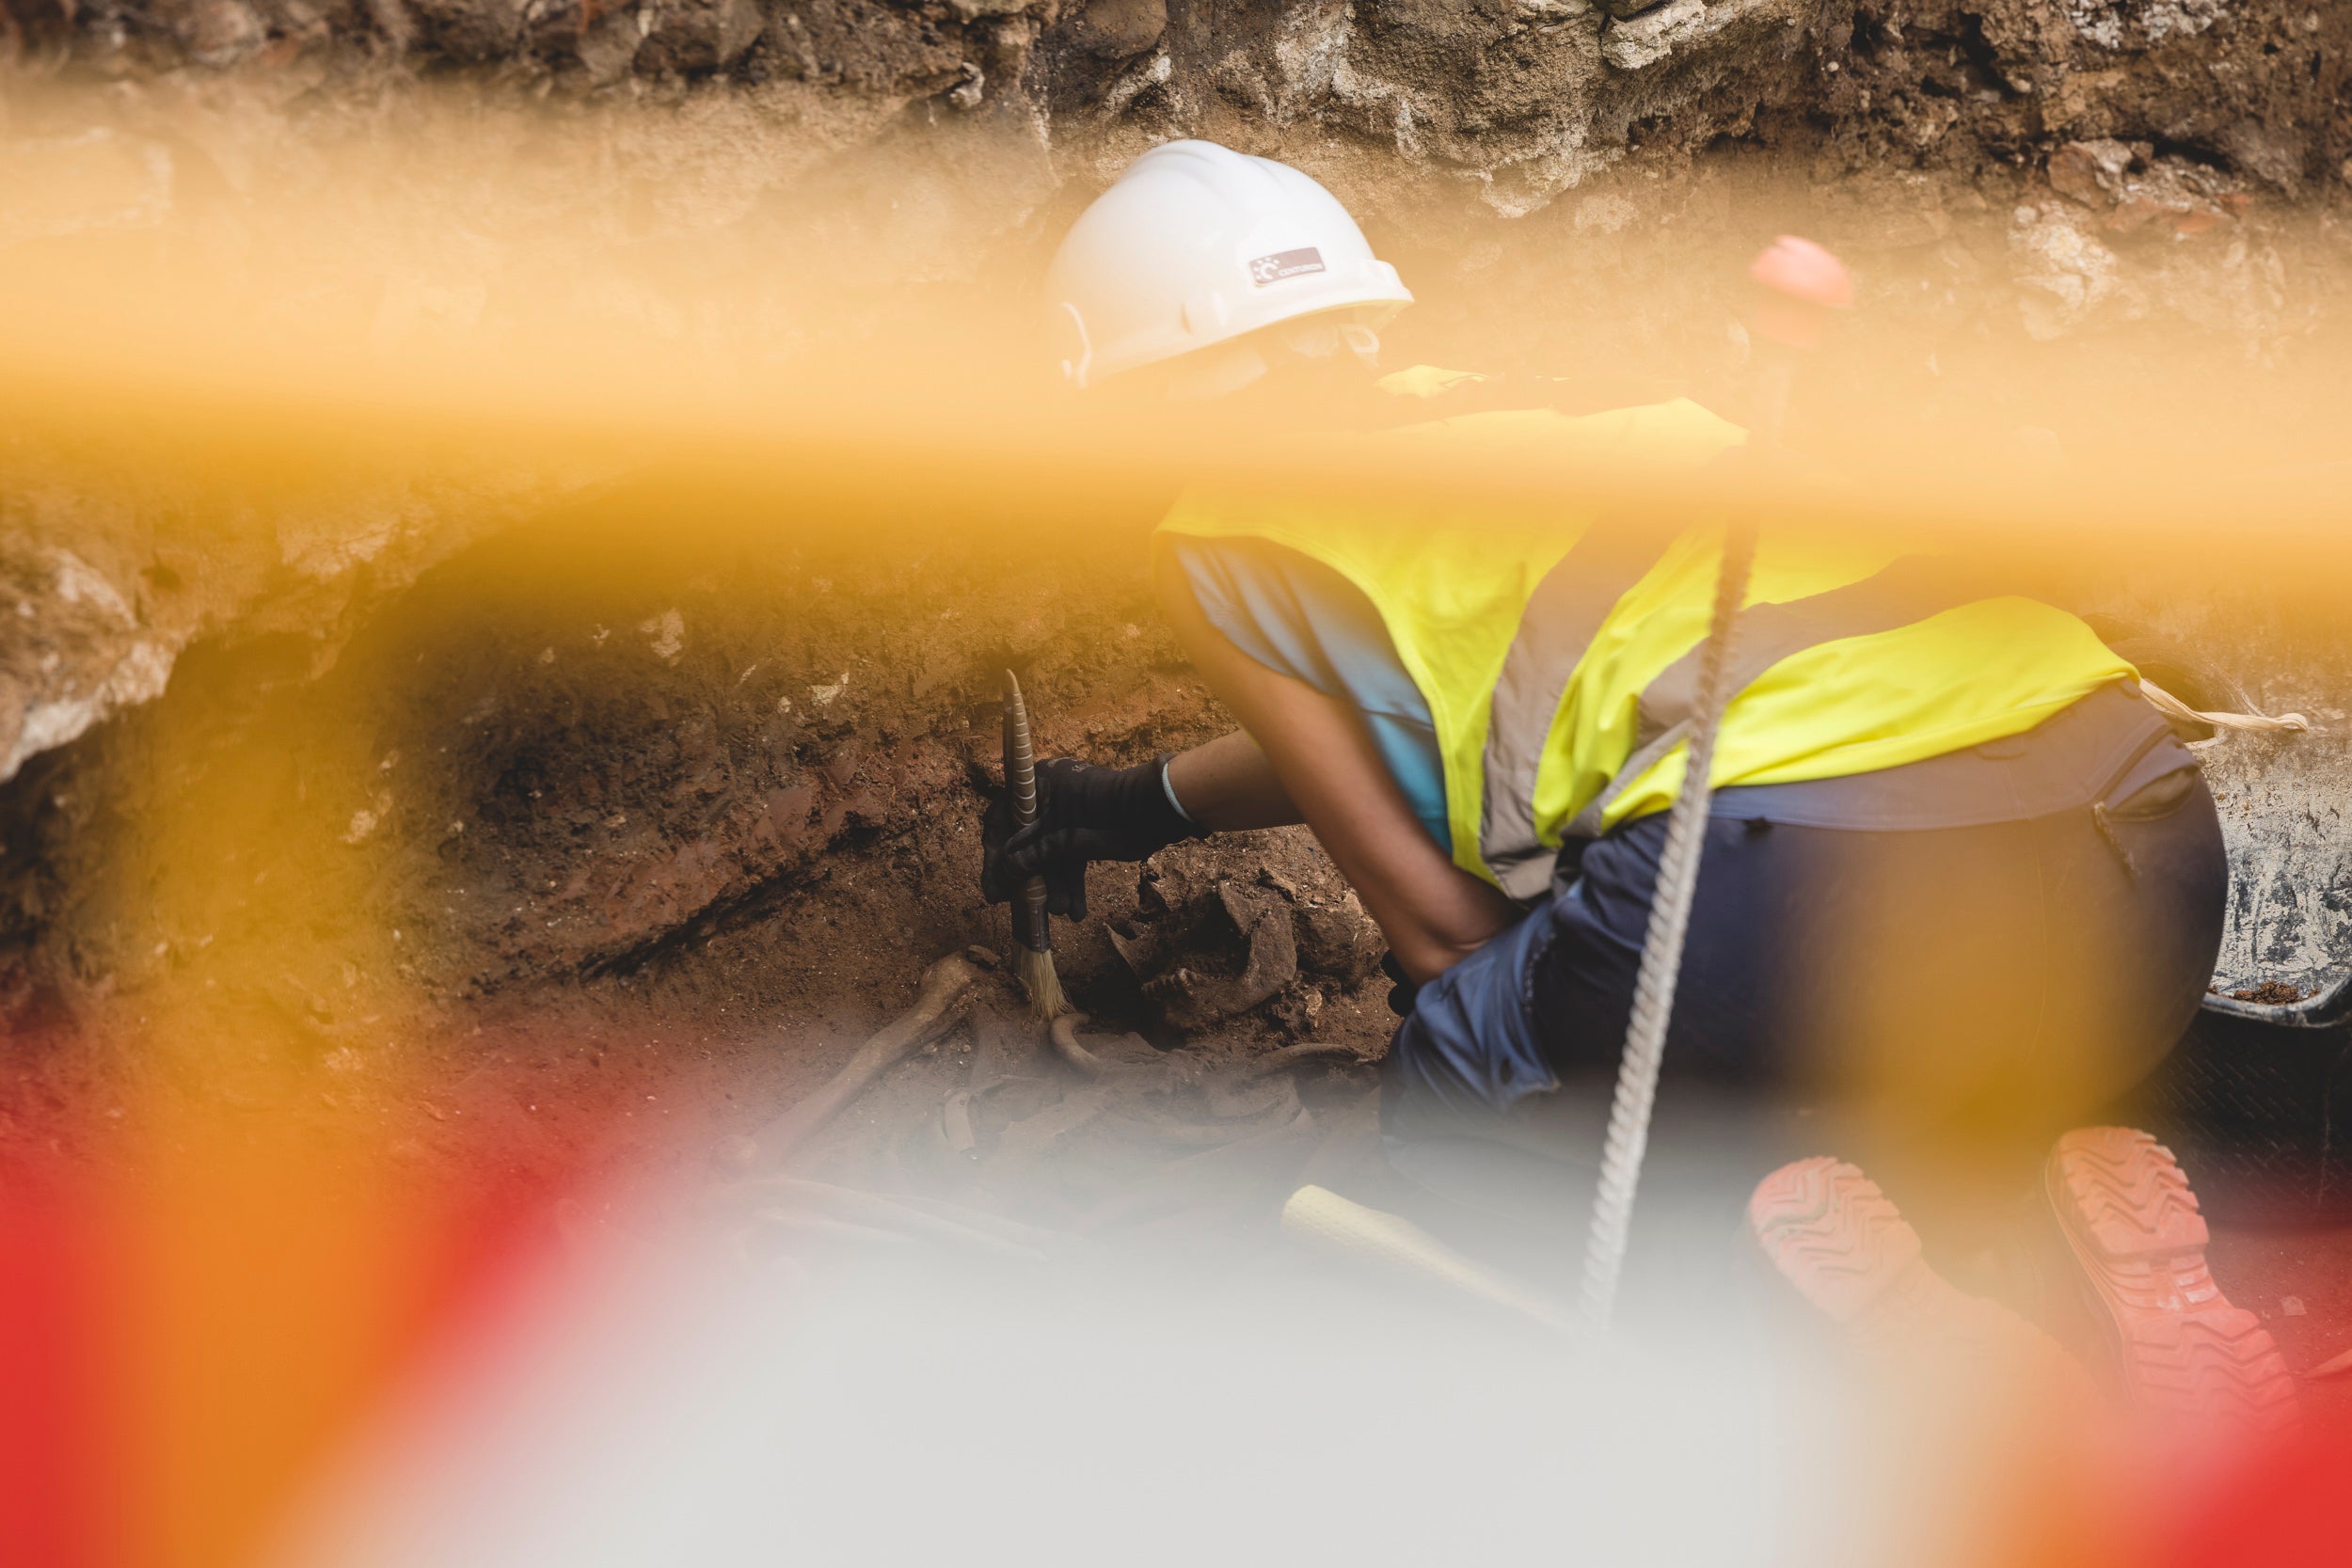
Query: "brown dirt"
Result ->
[[0, 466, 1401, 1224], [2225, 980, 2310, 1006], [5, 0, 2344, 216]]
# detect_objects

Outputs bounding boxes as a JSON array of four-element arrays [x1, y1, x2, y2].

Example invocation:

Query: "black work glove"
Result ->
[[1381, 951, 1421, 1018], [980, 755, 1201, 922]]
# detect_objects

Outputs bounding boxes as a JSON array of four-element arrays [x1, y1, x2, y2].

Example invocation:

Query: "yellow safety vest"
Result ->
[[1156, 394, 2136, 899]]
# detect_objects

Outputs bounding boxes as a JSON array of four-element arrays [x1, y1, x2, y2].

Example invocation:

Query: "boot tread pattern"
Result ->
[[1747, 1157, 1922, 1324], [2047, 1127, 2298, 1433]]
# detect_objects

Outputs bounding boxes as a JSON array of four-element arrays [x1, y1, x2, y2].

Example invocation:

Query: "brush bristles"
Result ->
[[1011, 941, 1068, 1021]]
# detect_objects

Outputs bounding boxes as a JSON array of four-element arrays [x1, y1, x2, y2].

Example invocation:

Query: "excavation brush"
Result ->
[[1003, 671, 1069, 1020]]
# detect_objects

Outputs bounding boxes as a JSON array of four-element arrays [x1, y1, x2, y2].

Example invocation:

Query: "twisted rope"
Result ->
[[1577, 517, 1758, 1329], [2136, 679, 2310, 736]]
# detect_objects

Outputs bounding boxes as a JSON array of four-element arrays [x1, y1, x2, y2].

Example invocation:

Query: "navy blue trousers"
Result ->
[[1383, 770, 2228, 1152]]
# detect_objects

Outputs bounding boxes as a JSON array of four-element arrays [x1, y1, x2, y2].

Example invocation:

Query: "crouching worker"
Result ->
[[983, 141, 2293, 1425]]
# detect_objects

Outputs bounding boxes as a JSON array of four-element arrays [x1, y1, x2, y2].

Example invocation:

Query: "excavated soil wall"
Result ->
[[5, 0, 2345, 215]]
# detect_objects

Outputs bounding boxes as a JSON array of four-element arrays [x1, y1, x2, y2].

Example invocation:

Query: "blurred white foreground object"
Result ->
[[269, 1221, 1798, 1568]]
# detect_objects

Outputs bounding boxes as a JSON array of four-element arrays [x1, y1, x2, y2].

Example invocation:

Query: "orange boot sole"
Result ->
[[2043, 1127, 2298, 1435], [1748, 1156, 2065, 1364]]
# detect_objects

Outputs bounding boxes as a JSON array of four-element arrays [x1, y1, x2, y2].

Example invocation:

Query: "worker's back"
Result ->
[[1156, 375, 2148, 900]]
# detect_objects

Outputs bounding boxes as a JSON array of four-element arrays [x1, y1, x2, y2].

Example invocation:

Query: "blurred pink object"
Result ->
[[1747, 236, 1851, 348]]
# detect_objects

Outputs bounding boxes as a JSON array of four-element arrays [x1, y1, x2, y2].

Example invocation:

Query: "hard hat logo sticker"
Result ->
[[1247, 247, 1327, 286]]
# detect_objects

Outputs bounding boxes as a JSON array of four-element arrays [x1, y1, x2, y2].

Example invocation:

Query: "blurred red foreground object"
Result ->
[[2159, 1418, 2352, 1568]]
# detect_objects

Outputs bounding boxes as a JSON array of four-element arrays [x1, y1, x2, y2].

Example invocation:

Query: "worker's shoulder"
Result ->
[[1373, 363, 1729, 422], [1155, 368, 1747, 539], [1369, 365, 1748, 465], [1373, 364, 1491, 400]]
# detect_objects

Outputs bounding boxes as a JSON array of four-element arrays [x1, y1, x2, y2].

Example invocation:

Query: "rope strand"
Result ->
[[2137, 678, 2309, 736], [1578, 518, 1758, 1329]]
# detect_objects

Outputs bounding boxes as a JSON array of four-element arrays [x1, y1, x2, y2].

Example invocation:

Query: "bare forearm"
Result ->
[[1154, 553, 1519, 982], [1164, 731, 1303, 832]]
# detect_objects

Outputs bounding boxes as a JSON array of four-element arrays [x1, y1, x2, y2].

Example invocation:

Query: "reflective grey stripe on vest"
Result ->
[[1484, 553, 1986, 898], [1632, 555, 1983, 755], [1478, 520, 1672, 900]]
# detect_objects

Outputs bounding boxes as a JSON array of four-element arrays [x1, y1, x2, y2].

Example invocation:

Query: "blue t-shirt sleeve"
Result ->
[[1168, 535, 1451, 851]]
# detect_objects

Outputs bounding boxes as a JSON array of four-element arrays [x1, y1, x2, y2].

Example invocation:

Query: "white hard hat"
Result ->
[[1045, 140, 1413, 388]]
